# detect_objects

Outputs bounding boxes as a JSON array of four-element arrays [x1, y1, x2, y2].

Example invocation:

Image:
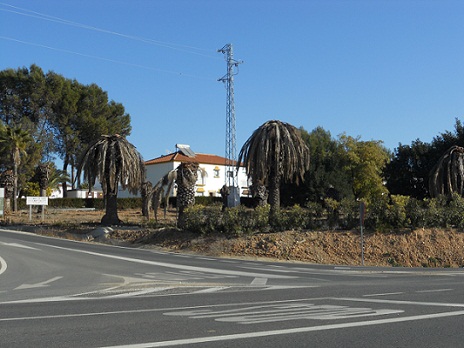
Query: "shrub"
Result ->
[[386, 195, 409, 228], [338, 198, 359, 229], [445, 193, 464, 228], [405, 197, 427, 229]]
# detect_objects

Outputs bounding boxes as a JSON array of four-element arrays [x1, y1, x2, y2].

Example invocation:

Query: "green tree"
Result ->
[[385, 118, 464, 199], [77, 134, 145, 225], [237, 120, 310, 223], [50, 78, 131, 196], [282, 126, 353, 206], [339, 134, 390, 203], [0, 65, 132, 198], [33, 162, 70, 197], [384, 140, 433, 199]]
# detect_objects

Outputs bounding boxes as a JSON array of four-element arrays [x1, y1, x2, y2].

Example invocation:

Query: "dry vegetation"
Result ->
[[3, 208, 464, 268]]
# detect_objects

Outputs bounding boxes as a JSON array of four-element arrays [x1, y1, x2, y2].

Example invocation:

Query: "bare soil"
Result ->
[[3, 208, 464, 268]]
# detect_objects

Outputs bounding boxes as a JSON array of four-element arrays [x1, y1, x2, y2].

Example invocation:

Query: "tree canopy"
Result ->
[[0, 65, 132, 196]]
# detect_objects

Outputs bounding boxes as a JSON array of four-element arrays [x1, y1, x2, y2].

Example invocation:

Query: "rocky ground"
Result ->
[[3, 208, 464, 268]]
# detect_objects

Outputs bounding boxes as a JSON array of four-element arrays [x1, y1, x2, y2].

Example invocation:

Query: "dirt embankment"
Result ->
[[5, 208, 464, 268], [109, 227, 464, 268]]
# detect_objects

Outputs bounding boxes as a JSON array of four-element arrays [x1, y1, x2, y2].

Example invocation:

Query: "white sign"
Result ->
[[26, 196, 49, 206]]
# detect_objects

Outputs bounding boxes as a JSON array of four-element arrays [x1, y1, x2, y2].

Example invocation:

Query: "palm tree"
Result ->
[[35, 162, 70, 197], [0, 126, 33, 211], [237, 120, 310, 222], [0, 169, 14, 212], [152, 162, 206, 227], [77, 134, 145, 225], [35, 163, 50, 197], [176, 162, 200, 227], [429, 145, 464, 197], [141, 181, 153, 219]]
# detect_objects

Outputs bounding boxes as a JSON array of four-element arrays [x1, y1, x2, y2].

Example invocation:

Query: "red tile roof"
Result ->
[[145, 152, 240, 166]]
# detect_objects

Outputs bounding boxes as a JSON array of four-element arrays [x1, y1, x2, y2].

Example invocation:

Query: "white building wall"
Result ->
[[118, 161, 249, 198]]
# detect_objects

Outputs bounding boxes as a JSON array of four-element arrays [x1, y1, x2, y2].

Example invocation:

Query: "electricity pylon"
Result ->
[[218, 43, 243, 207]]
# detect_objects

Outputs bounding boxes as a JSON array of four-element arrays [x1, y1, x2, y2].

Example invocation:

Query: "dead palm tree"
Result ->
[[237, 120, 310, 222], [77, 134, 145, 225], [429, 145, 464, 197]]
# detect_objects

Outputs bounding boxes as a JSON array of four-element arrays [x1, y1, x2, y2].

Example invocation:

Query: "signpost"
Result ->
[[26, 196, 48, 222], [359, 201, 366, 266]]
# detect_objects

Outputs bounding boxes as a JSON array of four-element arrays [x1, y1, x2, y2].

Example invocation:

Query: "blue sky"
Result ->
[[1, 0, 464, 163]]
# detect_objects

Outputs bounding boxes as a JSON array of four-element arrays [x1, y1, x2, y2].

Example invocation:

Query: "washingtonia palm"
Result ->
[[237, 120, 310, 222], [429, 145, 464, 197], [152, 161, 205, 227], [77, 134, 145, 225]]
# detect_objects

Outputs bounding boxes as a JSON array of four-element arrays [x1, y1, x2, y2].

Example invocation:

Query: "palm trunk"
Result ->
[[176, 182, 195, 229], [101, 191, 120, 225], [101, 166, 121, 225], [176, 163, 198, 229], [141, 181, 152, 219], [268, 173, 281, 226], [13, 164, 18, 212]]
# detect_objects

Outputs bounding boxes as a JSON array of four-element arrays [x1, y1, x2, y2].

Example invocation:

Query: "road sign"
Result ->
[[26, 196, 49, 206]]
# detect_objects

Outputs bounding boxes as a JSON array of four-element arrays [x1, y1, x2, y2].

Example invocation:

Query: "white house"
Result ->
[[118, 145, 250, 198]]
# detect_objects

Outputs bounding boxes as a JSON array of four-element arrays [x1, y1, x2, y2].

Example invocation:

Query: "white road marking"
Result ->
[[416, 288, 453, 293], [363, 292, 404, 297], [193, 287, 231, 294], [337, 297, 464, 308], [165, 302, 403, 323], [14, 276, 63, 290], [0, 255, 7, 275], [35, 243, 295, 280], [104, 287, 177, 298], [101, 310, 464, 348], [251, 277, 268, 286], [0, 242, 40, 250]]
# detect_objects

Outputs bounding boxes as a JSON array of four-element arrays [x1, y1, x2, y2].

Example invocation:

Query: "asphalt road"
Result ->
[[1, 228, 464, 347]]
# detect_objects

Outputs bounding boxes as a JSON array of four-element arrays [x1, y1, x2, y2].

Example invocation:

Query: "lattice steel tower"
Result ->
[[218, 43, 243, 207]]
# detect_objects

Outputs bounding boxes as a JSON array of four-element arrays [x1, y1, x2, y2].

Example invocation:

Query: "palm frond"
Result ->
[[76, 134, 145, 195]]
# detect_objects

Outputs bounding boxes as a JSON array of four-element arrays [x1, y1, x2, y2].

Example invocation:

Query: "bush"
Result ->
[[338, 198, 359, 229], [444, 193, 464, 228]]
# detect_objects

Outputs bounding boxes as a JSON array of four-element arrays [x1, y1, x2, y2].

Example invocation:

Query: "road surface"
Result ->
[[1, 228, 464, 347]]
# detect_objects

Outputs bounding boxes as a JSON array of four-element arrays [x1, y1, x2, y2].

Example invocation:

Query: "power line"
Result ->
[[0, 36, 215, 81], [0, 2, 219, 59]]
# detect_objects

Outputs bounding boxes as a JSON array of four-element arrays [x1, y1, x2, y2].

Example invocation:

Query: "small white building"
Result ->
[[118, 145, 250, 198]]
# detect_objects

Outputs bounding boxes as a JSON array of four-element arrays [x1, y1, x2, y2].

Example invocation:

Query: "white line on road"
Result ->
[[34, 243, 295, 280], [104, 287, 177, 298], [363, 292, 404, 297], [0, 242, 40, 250], [337, 297, 464, 308], [100, 309, 464, 348], [416, 288, 453, 293], [193, 287, 231, 294], [0, 255, 7, 276], [14, 276, 63, 290], [250, 277, 268, 286]]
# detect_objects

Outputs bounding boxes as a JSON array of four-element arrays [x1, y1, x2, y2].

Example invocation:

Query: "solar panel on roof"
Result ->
[[176, 144, 196, 158]]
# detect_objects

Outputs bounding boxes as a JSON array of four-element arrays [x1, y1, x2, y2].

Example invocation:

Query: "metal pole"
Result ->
[[360, 202, 365, 266]]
